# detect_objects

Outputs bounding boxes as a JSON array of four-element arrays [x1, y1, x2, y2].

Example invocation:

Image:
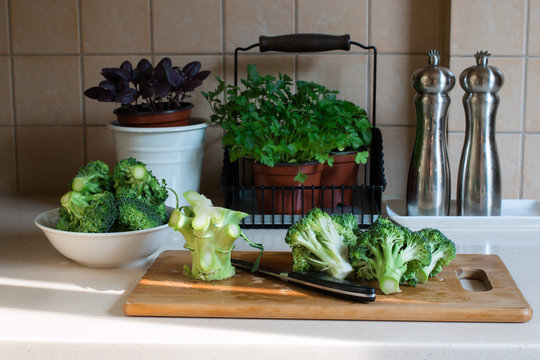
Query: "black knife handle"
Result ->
[[259, 34, 351, 53], [287, 271, 376, 302]]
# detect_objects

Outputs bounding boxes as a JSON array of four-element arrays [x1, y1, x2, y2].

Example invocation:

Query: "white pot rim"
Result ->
[[106, 117, 208, 133]]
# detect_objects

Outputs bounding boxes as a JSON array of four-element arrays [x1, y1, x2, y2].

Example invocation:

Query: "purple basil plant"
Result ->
[[84, 57, 211, 113]]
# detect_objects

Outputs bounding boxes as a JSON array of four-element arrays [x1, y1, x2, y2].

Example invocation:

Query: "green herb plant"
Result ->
[[203, 64, 372, 182]]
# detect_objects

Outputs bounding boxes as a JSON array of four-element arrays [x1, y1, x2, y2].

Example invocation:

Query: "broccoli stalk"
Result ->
[[285, 208, 354, 280], [349, 218, 431, 294], [168, 190, 263, 281], [414, 228, 456, 284]]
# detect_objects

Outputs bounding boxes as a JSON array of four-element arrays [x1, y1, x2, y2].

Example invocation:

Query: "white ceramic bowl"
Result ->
[[35, 208, 173, 268]]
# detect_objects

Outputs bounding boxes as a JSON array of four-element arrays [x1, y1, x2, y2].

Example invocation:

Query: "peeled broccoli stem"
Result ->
[[168, 190, 263, 281]]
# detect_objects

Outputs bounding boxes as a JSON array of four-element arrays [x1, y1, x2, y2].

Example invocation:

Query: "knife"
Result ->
[[231, 258, 376, 302]]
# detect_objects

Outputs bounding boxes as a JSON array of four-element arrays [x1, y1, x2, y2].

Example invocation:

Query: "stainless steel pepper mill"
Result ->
[[457, 51, 504, 216], [406, 50, 455, 216]]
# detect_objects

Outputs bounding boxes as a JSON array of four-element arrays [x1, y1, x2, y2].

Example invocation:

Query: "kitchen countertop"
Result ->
[[0, 195, 539, 359]]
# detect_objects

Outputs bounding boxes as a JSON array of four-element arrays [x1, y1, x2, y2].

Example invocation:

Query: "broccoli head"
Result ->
[[414, 228, 456, 284], [348, 217, 431, 294], [112, 158, 168, 206], [116, 197, 168, 231], [70, 160, 112, 194], [331, 213, 360, 247], [285, 208, 353, 280], [57, 191, 117, 233]]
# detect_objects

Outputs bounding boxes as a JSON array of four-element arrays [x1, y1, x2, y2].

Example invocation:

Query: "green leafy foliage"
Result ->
[[168, 190, 264, 281], [202, 64, 373, 180], [284, 208, 356, 280]]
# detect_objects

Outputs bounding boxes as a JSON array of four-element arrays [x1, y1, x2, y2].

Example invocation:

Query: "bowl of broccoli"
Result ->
[[35, 208, 172, 268], [34, 158, 175, 268]]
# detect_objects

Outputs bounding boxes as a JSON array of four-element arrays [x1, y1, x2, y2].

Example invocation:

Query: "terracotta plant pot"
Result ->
[[113, 103, 193, 128], [320, 152, 360, 208], [251, 162, 324, 215]]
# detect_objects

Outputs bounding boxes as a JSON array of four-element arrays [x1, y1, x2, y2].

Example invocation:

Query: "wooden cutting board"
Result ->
[[122, 250, 533, 322]]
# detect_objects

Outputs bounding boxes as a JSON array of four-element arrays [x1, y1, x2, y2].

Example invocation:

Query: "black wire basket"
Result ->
[[220, 34, 386, 228]]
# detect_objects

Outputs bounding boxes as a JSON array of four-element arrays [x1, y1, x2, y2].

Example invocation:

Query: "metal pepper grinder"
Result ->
[[406, 50, 455, 216], [457, 51, 504, 216]]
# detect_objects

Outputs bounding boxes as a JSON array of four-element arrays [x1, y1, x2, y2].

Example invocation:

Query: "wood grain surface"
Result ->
[[122, 251, 533, 322]]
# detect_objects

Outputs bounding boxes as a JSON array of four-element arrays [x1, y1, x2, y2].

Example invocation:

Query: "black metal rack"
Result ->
[[221, 34, 386, 228]]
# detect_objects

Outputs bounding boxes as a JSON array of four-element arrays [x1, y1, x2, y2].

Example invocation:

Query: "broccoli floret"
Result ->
[[116, 197, 167, 231], [57, 191, 117, 233], [285, 208, 353, 280], [112, 158, 168, 206], [168, 190, 264, 281], [70, 160, 112, 194], [348, 217, 431, 294], [331, 213, 360, 247], [414, 228, 456, 284]]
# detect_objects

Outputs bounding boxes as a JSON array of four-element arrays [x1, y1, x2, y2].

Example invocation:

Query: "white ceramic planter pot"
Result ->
[[107, 118, 208, 208]]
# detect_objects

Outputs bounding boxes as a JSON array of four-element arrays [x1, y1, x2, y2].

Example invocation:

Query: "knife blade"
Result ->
[[231, 258, 376, 302]]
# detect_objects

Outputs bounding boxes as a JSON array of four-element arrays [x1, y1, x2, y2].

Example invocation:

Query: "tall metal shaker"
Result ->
[[406, 50, 455, 216], [457, 51, 504, 216]]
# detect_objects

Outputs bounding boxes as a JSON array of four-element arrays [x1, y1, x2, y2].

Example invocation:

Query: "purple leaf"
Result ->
[[136, 59, 153, 80], [166, 67, 184, 88], [84, 86, 107, 99], [116, 88, 138, 104], [155, 57, 172, 80], [157, 57, 172, 69], [182, 78, 203, 92], [97, 91, 117, 102], [100, 68, 120, 81], [154, 81, 170, 98], [101, 67, 131, 82], [193, 70, 211, 82], [116, 80, 129, 92], [98, 80, 116, 91], [183, 61, 201, 77], [139, 82, 154, 98], [120, 61, 133, 79]]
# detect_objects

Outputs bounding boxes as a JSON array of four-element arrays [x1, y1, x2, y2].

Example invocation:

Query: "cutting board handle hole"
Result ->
[[456, 268, 493, 292]]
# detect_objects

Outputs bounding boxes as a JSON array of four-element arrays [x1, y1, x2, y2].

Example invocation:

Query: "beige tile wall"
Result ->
[[0, 0, 538, 202], [449, 0, 536, 200]]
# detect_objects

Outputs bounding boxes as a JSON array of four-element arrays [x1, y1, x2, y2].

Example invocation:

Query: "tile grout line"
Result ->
[[9, 51, 540, 58], [520, 0, 531, 199], [221, 0, 226, 91], [367, 0, 372, 122], [294, 0, 297, 83], [78, 0, 86, 163], [6, 0, 18, 192]]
